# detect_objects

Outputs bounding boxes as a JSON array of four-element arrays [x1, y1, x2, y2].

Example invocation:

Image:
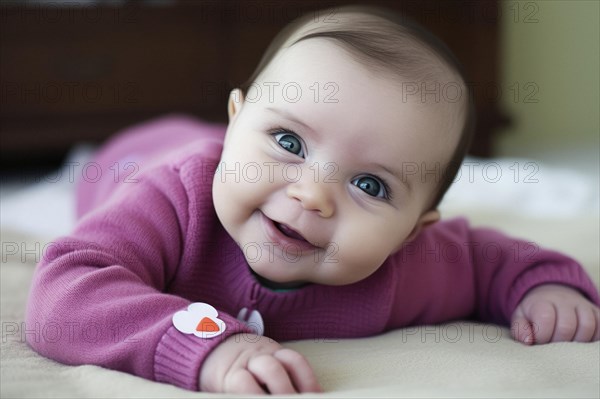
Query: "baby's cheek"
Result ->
[[332, 234, 395, 282]]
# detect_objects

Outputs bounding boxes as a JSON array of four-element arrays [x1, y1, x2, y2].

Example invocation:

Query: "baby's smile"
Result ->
[[260, 211, 321, 252]]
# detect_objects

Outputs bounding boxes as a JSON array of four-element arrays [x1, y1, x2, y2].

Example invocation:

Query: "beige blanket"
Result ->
[[2, 209, 599, 398]]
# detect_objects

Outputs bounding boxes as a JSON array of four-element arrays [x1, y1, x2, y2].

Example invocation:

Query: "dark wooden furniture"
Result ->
[[0, 0, 508, 170]]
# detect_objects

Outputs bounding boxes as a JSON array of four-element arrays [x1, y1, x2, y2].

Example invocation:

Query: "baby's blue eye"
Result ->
[[274, 132, 305, 157], [352, 176, 387, 198]]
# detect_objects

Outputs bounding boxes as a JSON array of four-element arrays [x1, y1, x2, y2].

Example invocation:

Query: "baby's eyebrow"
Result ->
[[266, 107, 314, 132]]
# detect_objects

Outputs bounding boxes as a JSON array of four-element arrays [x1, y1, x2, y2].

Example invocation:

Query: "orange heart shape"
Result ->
[[196, 317, 219, 333]]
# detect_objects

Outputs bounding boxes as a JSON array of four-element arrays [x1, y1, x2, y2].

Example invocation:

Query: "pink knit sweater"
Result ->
[[26, 116, 600, 391]]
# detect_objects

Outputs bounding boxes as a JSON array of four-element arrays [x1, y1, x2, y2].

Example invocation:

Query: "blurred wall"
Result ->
[[496, 0, 599, 173]]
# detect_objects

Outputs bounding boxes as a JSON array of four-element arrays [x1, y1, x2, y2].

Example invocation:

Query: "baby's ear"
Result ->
[[405, 209, 440, 243], [227, 88, 244, 121]]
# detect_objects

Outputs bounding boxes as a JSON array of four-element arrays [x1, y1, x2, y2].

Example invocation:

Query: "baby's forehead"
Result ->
[[263, 35, 463, 107], [255, 38, 464, 152], [248, 41, 458, 176]]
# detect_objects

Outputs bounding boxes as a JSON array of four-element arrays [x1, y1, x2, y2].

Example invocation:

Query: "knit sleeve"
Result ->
[[25, 161, 251, 391], [467, 224, 600, 324], [386, 218, 600, 328]]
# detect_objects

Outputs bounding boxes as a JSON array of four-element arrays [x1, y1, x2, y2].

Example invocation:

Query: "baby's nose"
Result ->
[[286, 177, 334, 218]]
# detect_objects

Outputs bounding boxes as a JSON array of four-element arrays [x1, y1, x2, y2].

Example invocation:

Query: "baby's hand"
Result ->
[[511, 283, 600, 345], [199, 333, 322, 394]]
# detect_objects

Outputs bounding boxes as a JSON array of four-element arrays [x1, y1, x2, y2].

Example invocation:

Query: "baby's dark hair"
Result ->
[[238, 4, 475, 211]]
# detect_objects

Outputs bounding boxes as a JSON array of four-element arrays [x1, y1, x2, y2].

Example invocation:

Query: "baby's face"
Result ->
[[213, 39, 460, 288]]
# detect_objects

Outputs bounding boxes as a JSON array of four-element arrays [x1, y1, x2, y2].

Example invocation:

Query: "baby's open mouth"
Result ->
[[274, 222, 308, 242], [260, 212, 321, 251]]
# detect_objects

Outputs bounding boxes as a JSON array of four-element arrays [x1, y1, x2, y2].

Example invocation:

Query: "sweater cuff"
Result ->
[[506, 263, 600, 322], [154, 311, 252, 391]]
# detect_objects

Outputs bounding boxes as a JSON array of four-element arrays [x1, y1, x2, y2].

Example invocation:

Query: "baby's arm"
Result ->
[[511, 283, 600, 344], [385, 218, 600, 343], [25, 161, 249, 391], [199, 333, 321, 394], [464, 222, 600, 343]]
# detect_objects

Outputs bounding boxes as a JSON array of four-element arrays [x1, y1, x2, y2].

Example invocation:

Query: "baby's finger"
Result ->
[[573, 306, 597, 342], [247, 354, 297, 394], [274, 348, 323, 392], [527, 301, 556, 344], [225, 368, 267, 394], [549, 304, 577, 342], [510, 308, 534, 345]]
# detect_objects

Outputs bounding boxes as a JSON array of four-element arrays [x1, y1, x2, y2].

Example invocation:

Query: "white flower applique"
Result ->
[[172, 303, 226, 339]]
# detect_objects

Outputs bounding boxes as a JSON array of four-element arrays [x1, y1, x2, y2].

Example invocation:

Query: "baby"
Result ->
[[26, 4, 599, 394]]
